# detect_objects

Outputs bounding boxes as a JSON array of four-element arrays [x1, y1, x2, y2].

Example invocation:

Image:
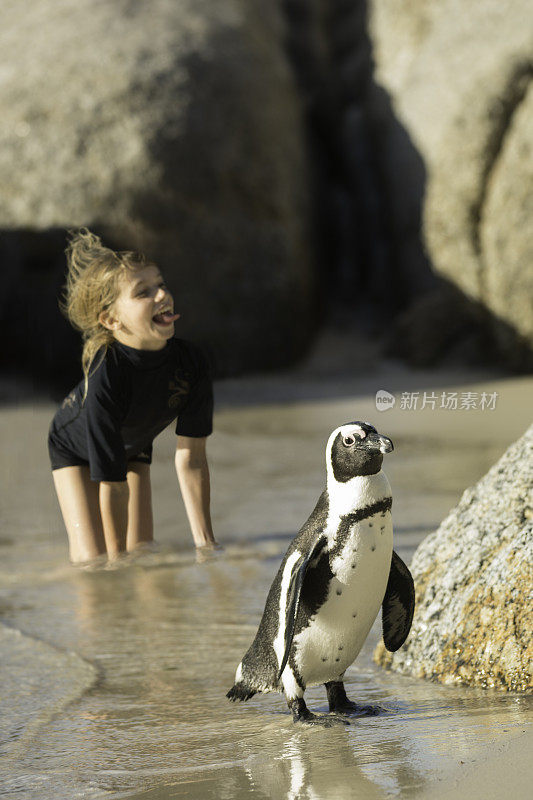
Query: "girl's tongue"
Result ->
[[153, 310, 180, 325]]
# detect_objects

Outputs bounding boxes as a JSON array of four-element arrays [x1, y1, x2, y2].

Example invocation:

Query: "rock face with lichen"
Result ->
[[375, 424, 533, 692]]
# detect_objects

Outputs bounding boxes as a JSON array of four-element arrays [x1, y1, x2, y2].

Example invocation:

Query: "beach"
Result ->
[[1, 352, 532, 799]]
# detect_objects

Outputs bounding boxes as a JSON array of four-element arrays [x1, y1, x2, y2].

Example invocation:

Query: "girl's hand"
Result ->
[[195, 541, 225, 564]]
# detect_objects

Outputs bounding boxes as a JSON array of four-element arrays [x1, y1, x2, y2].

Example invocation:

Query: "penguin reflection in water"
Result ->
[[227, 422, 415, 726]]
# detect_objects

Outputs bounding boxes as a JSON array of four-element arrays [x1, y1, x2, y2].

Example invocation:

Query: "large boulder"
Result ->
[[481, 82, 533, 365], [375, 424, 533, 692], [367, 0, 533, 368], [0, 0, 314, 388]]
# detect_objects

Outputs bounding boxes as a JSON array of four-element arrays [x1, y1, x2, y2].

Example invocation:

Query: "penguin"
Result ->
[[227, 421, 415, 726]]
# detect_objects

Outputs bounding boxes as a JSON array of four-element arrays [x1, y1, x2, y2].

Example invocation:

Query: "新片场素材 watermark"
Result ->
[[375, 390, 498, 411]]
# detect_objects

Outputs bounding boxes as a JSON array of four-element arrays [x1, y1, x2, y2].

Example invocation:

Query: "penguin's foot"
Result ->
[[336, 701, 384, 717], [289, 698, 349, 727], [325, 681, 383, 717]]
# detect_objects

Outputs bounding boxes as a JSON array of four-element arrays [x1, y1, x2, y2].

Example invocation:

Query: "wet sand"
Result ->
[[0, 351, 532, 799]]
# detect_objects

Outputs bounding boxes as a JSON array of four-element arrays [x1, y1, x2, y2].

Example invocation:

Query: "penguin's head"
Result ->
[[327, 421, 394, 482]]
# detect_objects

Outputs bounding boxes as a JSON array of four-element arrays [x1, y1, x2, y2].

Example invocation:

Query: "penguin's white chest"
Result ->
[[293, 510, 393, 686]]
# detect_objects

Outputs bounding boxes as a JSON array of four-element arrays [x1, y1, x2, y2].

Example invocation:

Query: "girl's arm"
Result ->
[[175, 435, 218, 548], [99, 481, 129, 558]]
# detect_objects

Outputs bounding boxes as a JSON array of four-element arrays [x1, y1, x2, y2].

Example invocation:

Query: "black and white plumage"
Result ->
[[227, 421, 415, 726]]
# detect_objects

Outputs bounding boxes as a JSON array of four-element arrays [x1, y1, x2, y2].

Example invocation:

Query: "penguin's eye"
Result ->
[[342, 435, 356, 447]]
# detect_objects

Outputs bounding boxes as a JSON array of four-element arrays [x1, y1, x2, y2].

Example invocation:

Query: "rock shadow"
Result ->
[[280, 0, 533, 371]]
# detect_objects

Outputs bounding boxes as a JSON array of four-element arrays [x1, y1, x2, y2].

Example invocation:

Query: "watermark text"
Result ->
[[375, 390, 498, 411]]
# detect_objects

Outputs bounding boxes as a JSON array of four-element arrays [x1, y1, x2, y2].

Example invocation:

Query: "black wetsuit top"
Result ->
[[48, 337, 213, 482]]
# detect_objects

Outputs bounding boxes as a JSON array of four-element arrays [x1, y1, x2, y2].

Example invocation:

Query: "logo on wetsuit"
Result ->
[[61, 391, 77, 409], [168, 374, 190, 409]]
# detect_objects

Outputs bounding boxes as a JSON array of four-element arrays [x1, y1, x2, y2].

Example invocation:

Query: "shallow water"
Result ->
[[1, 367, 532, 799]]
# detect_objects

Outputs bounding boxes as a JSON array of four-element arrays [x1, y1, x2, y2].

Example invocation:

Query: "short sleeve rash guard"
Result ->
[[48, 338, 213, 482]]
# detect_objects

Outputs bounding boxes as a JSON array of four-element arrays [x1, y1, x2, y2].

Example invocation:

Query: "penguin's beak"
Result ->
[[378, 435, 394, 453], [365, 432, 394, 453]]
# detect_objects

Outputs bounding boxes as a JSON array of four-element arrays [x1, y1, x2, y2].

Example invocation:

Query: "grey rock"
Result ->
[[367, 0, 533, 368], [481, 83, 533, 364], [375, 424, 533, 691], [0, 0, 314, 377]]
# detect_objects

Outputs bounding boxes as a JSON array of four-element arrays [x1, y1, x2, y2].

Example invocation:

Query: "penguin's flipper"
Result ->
[[382, 550, 415, 652], [277, 537, 328, 680]]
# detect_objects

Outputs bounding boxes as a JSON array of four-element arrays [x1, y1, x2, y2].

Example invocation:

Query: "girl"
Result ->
[[48, 229, 220, 564]]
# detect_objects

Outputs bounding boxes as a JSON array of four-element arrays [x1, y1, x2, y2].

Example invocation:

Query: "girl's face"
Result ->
[[100, 265, 180, 350]]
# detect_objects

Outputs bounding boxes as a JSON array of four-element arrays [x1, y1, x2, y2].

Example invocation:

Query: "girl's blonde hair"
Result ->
[[60, 228, 146, 397]]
